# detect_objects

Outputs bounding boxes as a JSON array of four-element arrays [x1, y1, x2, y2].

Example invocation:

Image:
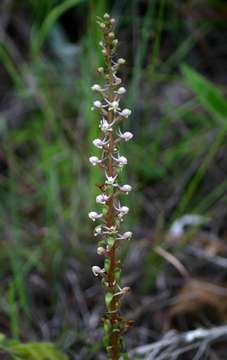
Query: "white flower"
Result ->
[[116, 231, 132, 240], [94, 225, 103, 236], [105, 173, 118, 185], [100, 119, 112, 132], [117, 87, 126, 95], [97, 247, 105, 255], [119, 184, 132, 194], [89, 156, 102, 166], [113, 155, 127, 167], [93, 100, 102, 108], [113, 75, 122, 85], [118, 131, 133, 141], [92, 266, 104, 277], [121, 231, 133, 240], [120, 109, 131, 118], [91, 84, 102, 91], [107, 100, 120, 112], [118, 58, 126, 64], [88, 211, 103, 221], [115, 205, 129, 219], [119, 206, 129, 214], [96, 194, 109, 204], [93, 138, 107, 149]]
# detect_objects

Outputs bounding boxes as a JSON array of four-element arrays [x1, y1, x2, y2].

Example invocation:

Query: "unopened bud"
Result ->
[[92, 265, 104, 277], [112, 39, 118, 46], [91, 84, 102, 91], [98, 67, 104, 73], [118, 58, 126, 65], [97, 247, 105, 255], [108, 32, 115, 39], [120, 109, 131, 118], [104, 13, 110, 20], [117, 87, 126, 95], [93, 100, 102, 108], [122, 287, 131, 295], [122, 231, 133, 240], [120, 184, 132, 193]]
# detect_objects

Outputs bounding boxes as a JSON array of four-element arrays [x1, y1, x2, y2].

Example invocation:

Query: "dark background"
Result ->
[[1, 0, 227, 359]]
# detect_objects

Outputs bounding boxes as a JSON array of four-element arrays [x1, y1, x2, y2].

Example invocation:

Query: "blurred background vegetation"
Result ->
[[0, 0, 227, 359]]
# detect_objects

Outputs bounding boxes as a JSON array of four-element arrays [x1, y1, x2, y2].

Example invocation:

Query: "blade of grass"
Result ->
[[31, 0, 87, 55]]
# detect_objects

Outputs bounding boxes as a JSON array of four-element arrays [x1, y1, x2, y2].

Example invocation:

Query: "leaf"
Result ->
[[31, 0, 86, 55], [120, 352, 130, 360], [105, 293, 113, 309], [10, 342, 68, 360], [0, 333, 6, 343], [114, 268, 121, 283], [107, 237, 115, 248], [104, 258, 110, 272], [181, 64, 227, 121]]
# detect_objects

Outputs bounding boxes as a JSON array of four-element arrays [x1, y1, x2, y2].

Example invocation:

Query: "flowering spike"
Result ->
[[89, 14, 133, 359]]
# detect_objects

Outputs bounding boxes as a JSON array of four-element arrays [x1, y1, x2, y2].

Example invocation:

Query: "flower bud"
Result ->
[[116, 156, 127, 167], [122, 287, 131, 294], [119, 206, 129, 214], [115, 205, 129, 219], [92, 265, 104, 276], [99, 23, 106, 29], [112, 39, 118, 46], [104, 13, 110, 20], [120, 184, 132, 193], [88, 211, 103, 221], [97, 247, 105, 255], [118, 58, 126, 65], [117, 87, 126, 95], [91, 84, 102, 91], [89, 156, 101, 166], [96, 194, 109, 204], [119, 131, 133, 141], [108, 32, 115, 39], [93, 138, 106, 149], [98, 67, 104, 73], [120, 109, 131, 118], [122, 231, 133, 240], [93, 100, 102, 108]]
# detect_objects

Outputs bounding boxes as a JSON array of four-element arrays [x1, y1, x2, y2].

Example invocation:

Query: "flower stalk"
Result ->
[[88, 13, 133, 360]]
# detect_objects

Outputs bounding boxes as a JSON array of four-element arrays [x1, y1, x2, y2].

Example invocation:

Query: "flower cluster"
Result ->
[[88, 13, 133, 358]]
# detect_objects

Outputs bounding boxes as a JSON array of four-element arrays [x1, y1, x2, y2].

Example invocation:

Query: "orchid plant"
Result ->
[[88, 13, 133, 360]]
